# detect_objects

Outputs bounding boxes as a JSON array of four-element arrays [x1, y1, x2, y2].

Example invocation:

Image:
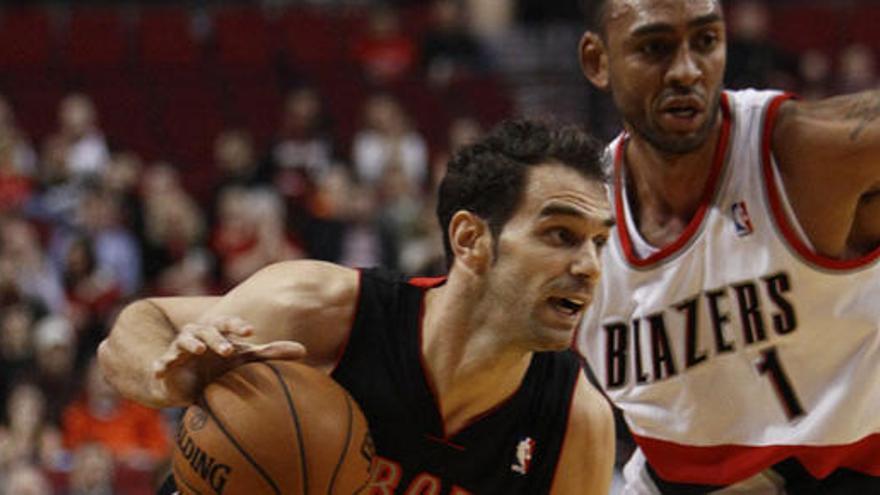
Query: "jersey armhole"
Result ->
[[549, 366, 588, 492], [328, 268, 364, 375]]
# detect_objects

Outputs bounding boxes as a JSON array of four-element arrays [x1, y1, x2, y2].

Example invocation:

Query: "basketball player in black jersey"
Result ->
[[99, 119, 616, 494]]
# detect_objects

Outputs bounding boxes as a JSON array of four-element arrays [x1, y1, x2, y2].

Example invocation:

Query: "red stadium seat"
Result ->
[[770, 4, 842, 54], [277, 7, 354, 78], [135, 7, 202, 75], [151, 82, 226, 173], [225, 79, 284, 148], [5, 81, 65, 143], [62, 9, 130, 75], [211, 6, 275, 76], [0, 8, 54, 75], [88, 83, 159, 159], [842, 4, 880, 51]]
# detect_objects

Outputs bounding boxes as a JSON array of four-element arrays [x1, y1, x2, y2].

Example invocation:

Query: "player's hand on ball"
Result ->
[[151, 315, 307, 405]]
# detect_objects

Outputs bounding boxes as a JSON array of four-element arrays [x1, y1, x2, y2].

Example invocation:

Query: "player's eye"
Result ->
[[694, 30, 720, 52], [546, 227, 579, 247], [640, 40, 674, 59]]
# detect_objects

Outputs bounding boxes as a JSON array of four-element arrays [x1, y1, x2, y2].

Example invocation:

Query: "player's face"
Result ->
[[596, 0, 726, 154], [486, 164, 613, 351]]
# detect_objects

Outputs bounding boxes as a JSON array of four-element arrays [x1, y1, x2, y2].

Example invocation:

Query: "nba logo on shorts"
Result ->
[[731, 201, 753, 237]]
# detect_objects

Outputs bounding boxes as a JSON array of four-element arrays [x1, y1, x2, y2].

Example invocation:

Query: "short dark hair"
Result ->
[[584, 0, 610, 34], [436, 118, 606, 268]]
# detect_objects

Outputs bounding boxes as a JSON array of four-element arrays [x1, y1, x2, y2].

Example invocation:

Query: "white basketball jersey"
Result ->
[[576, 89, 880, 485]]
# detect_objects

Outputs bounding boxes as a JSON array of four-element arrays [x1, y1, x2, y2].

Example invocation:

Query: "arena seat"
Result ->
[[211, 6, 275, 78], [62, 9, 130, 76], [135, 6, 202, 79], [0, 8, 54, 76]]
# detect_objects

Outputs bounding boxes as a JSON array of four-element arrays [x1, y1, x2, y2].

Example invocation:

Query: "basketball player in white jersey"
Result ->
[[575, 0, 880, 493]]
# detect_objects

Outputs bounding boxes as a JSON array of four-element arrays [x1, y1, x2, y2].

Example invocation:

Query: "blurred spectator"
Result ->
[[352, 92, 428, 189], [0, 96, 37, 214], [350, 5, 419, 85], [269, 86, 336, 184], [398, 116, 481, 276], [836, 43, 878, 94], [0, 381, 64, 471], [101, 152, 146, 241], [725, 0, 797, 89], [61, 358, 170, 472], [140, 163, 208, 290], [0, 217, 66, 314], [209, 129, 271, 228], [50, 185, 142, 297], [0, 95, 38, 177], [304, 166, 397, 268], [338, 183, 397, 268], [211, 188, 304, 287], [0, 304, 39, 407], [60, 235, 122, 354], [66, 442, 116, 495], [3, 461, 53, 495], [798, 49, 832, 100], [52, 94, 110, 180], [33, 315, 78, 423], [421, 0, 488, 86], [430, 115, 482, 180], [27, 135, 83, 224]]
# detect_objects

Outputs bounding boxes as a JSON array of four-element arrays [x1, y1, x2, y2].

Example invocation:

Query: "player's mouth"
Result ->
[[658, 97, 705, 131], [548, 296, 587, 318]]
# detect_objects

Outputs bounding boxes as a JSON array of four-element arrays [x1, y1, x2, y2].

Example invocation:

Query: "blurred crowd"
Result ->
[[0, 0, 877, 493]]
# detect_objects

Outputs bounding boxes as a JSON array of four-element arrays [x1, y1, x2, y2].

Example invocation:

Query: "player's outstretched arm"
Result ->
[[550, 373, 615, 495], [773, 90, 880, 257], [98, 260, 360, 408]]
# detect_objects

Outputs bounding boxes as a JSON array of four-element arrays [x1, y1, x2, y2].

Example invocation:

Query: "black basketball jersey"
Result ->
[[330, 268, 583, 495]]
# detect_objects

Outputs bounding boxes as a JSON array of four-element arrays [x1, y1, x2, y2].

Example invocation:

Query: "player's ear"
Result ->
[[580, 31, 609, 90], [448, 210, 492, 274]]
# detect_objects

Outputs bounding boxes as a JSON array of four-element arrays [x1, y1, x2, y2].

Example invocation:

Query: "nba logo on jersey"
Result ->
[[731, 201, 754, 237], [511, 437, 535, 475]]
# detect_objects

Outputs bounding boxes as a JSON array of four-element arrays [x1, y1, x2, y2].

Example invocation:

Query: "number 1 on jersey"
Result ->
[[756, 347, 805, 420]]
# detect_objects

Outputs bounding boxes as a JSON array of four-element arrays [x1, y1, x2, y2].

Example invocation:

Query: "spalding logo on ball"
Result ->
[[172, 360, 374, 495]]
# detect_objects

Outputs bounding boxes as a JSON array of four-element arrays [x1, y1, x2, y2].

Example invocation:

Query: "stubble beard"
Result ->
[[625, 88, 723, 155]]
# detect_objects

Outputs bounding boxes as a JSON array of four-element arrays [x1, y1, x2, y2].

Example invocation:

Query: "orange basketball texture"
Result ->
[[172, 360, 374, 495]]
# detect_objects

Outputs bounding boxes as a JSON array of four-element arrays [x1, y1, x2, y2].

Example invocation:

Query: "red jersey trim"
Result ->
[[634, 432, 880, 484], [615, 93, 733, 268], [761, 94, 880, 270], [408, 276, 447, 288]]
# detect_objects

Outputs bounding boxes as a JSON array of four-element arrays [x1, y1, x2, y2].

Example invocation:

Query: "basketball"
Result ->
[[171, 360, 374, 495]]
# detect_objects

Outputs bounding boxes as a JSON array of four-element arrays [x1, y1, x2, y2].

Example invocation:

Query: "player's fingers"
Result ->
[[237, 341, 307, 361], [175, 333, 208, 355], [203, 315, 255, 337], [182, 322, 236, 357]]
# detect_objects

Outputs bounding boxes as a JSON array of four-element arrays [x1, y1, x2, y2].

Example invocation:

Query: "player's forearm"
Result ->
[[98, 299, 178, 408]]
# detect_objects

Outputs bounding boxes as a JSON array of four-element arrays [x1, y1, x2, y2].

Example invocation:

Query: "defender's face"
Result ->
[[602, 0, 726, 153], [486, 164, 613, 351]]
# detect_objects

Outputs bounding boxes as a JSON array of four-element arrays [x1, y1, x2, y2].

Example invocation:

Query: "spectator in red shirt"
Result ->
[[61, 358, 169, 472]]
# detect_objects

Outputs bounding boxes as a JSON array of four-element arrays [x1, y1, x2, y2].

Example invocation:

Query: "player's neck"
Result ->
[[624, 126, 721, 245], [421, 284, 533, 436]]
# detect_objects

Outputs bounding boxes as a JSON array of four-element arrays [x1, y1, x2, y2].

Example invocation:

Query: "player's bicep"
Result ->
[[200, 260, 360, 366], [550, 373, 615, 495]]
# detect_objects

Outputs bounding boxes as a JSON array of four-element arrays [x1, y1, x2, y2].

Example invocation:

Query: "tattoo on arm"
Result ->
[[846, 92, 880, 142]]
